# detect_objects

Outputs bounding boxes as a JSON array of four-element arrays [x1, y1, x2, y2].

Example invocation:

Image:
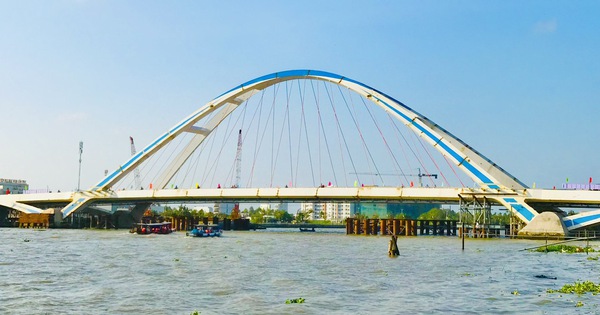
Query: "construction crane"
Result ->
[[129, 136, 142, 189], [350, 168, 438, 187], [230, 129, 242, 219]]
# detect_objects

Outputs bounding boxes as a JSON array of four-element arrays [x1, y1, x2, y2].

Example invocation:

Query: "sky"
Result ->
[[0, 0, 599, 192]]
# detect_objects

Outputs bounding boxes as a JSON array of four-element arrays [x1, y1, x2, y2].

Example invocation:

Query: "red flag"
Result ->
[[590, 177, 593, 183]]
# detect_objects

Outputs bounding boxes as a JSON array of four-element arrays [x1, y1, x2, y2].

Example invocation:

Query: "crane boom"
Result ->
[[130, 136, 142, 189]]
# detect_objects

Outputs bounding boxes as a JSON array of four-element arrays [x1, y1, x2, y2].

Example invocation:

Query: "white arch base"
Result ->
[[518, 212, 569, 238]]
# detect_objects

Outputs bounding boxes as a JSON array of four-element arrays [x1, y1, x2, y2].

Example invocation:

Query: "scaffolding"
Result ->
[[458, 194, 492, 238]]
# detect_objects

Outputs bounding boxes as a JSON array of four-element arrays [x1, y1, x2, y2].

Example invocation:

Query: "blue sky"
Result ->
[[0, 1, 598, 191]]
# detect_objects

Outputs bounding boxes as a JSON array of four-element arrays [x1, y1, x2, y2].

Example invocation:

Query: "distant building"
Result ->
[[300, 202, 353, 223], [259, 202, 288, 211], [0, 178, 28, 195], [214, 202, 236, 215]]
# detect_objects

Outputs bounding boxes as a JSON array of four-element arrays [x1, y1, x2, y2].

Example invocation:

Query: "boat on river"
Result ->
[[130, 222, 174, 235], [299, 227, 316, 232], [187, 224, 223, 237]]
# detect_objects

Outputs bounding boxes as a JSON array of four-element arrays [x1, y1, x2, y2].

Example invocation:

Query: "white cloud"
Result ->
[[533, 19, 558, 34]]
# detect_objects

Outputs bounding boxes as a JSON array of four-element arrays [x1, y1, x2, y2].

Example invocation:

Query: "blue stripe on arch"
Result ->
[[511, 204, 535, 222], [566, 213, 600, 228], [503, 198, 535, 222], [370, 94, 497, 186]]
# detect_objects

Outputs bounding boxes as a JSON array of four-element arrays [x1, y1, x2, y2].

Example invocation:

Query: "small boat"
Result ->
[[299, 227, 315, 232], [130, 222, 174, 235], [187, 224, 223, 237]]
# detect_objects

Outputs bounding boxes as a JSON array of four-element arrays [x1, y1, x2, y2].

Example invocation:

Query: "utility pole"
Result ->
[[77, 141, 83, 191]]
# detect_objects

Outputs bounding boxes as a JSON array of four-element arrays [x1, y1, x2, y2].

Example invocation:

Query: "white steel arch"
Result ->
[[85, 69, 538, 222]]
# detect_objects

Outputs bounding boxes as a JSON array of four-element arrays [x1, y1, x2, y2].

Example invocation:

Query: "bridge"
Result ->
[[1, 70, 599, 236]]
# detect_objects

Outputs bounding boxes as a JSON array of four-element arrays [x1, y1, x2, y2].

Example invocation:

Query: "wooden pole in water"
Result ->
[[461, 221, 465, 251], [388, 235, 400, 257]]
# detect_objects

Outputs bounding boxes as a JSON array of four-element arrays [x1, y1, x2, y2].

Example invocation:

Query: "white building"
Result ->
[[300, 202, 352, 223], [259, 202, 288, 211]]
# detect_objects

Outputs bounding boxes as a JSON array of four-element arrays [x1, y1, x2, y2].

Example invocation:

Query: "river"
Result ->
[[1, 228, 599, 314]]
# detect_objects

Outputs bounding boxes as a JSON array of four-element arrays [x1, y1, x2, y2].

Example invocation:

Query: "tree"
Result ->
[[417, 208, 458, 220], [394, 213, 409, 220], [274, 210, 294, 223]]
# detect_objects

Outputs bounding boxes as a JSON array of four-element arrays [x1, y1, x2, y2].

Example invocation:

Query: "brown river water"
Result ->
[[1, 228, 599, 314]]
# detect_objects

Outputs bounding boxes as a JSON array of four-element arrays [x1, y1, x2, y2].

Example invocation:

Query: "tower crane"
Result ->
[[129, 136, 142, 189], [350, 168, 437, 187], [230, 129, 242, 219]]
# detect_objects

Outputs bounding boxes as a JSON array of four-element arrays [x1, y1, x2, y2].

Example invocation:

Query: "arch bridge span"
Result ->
[[1, 69, 599, 235]]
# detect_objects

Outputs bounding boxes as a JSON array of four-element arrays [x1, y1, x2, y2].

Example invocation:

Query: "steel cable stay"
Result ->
[[247, 89, 266, 187], [234, 90, 266, 188], [134, 134, 179, 190], [386, 113, 414, 186], [327, 83, 363, 187], [204, 104, 240, 188], [310, 80, 338, 186], [269, 83, 291, 187], [294, 79, 316, 187], [268, 81, 295, 187], [359, 93, 408, 187], [346, 85, 379, 186], [389, 114, 433, 187], [184, 108, 230, 188], [270, 83, 276, 187], [249, 84, 280, 187], [415, 135, 444, 187], [354, 98, 385, 185], [199, 116, 222, 188], [286, 81, 294, 187], [338, 85, 359, 183], [407, 128, 436, 187], [209, 102, 248, 188], [323, 82, 349, 186], [166, 132, 196, 188], [127, 78, 472, 191]]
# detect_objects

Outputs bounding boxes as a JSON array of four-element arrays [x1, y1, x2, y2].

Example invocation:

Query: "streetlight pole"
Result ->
[[77, 141, 83, 191]]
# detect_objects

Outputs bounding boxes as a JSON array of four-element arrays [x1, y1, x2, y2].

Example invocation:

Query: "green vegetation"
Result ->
[[547, 280, 600, 295], [285, 297, 305, 304], [246, 207, 294, 224], [417, 208, 457, 220], [162, 205, 228, 221], [190, 310, 200, 315], [533, 245, 595, 253]]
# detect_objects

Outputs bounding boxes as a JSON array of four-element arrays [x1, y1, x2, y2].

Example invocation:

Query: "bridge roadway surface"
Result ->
[[2, 186, 599, 211]]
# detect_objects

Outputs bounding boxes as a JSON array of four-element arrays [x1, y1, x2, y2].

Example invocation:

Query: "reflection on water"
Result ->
[[1, 228, 599, 314]]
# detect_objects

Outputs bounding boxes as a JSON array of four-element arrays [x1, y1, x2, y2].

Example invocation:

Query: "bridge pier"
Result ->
[[346, 218, 457, 236], [517, 212, 568, 239]]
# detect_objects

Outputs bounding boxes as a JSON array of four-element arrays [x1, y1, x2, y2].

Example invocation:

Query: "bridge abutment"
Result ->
[[517, 212, 568, 239]]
